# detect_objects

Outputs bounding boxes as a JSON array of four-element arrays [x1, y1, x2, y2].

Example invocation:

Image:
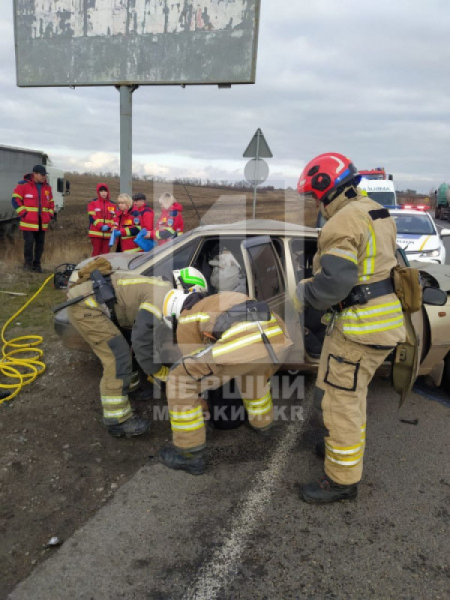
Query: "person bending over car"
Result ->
[[158, 289, 292, 475], [65, 262, 207, 438]]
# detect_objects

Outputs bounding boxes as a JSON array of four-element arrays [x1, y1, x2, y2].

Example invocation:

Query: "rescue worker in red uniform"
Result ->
[[159, 289, 293, 475], [296, 152, 406, 503], [12, 164, 54, 272], [87, 183, 117, 256], [66, 258, 173, 437], [112, 194, 141, 253], [132, 193, 154, 241], [155, 192, 184, 245]]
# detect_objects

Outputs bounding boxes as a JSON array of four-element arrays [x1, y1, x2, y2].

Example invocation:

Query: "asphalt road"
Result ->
[[9, 376, 450, 600]]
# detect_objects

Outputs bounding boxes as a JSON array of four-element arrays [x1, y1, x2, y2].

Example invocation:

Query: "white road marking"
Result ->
[[183, 382, 313, 600]]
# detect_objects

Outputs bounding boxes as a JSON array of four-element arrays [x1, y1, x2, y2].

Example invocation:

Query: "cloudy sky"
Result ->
[[2, 0, 450, 193]]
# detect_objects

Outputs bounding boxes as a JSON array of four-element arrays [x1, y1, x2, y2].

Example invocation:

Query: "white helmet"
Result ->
[[162, 289, 192, 329], [173, 267, 208, 293]]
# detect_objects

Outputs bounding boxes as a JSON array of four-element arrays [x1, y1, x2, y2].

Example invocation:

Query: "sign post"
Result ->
[[243, 128, 273, 218]]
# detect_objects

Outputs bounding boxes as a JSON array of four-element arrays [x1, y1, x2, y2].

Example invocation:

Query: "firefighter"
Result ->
[[155, 192, 184, 245], [296, 152, 406, 503], [87, 183, 117, 257], [158, 289, 293, 475], [65, 262, 207, 437]]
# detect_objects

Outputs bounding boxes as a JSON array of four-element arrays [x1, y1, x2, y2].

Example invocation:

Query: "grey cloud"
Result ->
[[2, 1, 450, 192]]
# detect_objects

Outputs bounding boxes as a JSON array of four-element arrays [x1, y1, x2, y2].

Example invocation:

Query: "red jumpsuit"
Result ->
[[155, 202, 184, 245], [113, 209, 141, 253], [87, 183, 117, 256]]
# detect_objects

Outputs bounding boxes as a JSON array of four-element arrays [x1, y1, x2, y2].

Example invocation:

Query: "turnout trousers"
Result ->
[[314, 328, 393, 485], [167, 353, 277, 452], [67, 303, 133, 425]]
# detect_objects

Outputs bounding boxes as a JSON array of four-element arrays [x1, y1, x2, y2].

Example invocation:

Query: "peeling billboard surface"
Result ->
[[14, 0, 260, 87]]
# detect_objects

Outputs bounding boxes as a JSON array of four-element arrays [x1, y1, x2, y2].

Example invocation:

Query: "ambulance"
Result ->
[[359, 177, 397, 206]]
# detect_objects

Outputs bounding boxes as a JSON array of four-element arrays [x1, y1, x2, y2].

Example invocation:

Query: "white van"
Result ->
[[359, 178, 397, 206]]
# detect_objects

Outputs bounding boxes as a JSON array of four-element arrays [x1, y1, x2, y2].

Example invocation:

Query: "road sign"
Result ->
[[13, 0, 261, 87], [244, 158, 269, 186], [243, 128, 273, 158]]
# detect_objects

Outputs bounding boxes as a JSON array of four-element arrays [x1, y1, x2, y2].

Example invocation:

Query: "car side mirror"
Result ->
[[422, 286, 447, 306], [439, 228, 450, 237]]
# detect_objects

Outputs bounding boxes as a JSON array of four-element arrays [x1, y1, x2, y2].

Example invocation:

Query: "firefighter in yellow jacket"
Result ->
[[296, 152, 406, 503], [66, 258, 181, 437], [159, 290, 293, 475]]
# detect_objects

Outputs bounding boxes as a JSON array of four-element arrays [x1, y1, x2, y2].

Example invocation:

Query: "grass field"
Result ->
[[2, 173, 317, 268]]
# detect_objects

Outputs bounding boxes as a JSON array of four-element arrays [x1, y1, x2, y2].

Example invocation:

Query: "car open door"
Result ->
[[391, 248, 422, 406], [392, 312, 420, 407]]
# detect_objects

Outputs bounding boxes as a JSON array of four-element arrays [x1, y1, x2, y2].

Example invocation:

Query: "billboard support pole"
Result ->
[[118, 85, 138, 195]]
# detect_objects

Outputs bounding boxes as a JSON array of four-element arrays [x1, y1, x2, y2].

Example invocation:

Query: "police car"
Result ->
[[390, 208, 450, 264]]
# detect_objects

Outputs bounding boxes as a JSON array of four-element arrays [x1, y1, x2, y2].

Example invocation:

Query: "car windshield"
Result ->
[[392, 214, 436, 235], [128, 231, 195, 270]]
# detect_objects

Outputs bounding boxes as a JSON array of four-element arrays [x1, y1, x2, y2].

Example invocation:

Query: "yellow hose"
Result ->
[[0, 274, 54, 404]]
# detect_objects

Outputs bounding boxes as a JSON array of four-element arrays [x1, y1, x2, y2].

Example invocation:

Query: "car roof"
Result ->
[[193, 218, 318, 235]]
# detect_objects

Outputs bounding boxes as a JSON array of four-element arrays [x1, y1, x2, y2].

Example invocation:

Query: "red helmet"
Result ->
[[297, 153, 359, 204]]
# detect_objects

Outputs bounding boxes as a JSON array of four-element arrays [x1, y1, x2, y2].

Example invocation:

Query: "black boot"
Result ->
[[300, 474, 358, 504], [107, 415, 150, 438], [159, 445, 205, 475]]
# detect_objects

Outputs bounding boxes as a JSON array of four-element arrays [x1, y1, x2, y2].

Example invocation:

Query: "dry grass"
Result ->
[[1, 174, 318, 271]]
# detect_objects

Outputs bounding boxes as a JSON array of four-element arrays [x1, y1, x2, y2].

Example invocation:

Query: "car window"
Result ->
[[246, 241, 285, 300], [270, 237, 285, 272], [392, 214, 436, 235], [141, 239, 199, 280]]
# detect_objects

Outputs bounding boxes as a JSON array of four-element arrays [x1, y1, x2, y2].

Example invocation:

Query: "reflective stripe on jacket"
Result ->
[[87, 193, 117, 239], [155, 203, 184, 245], [113, 209, 141, 252], [302, 190, 406, 346], [176, 292, 292, 365], [12, 174, 54, 231]]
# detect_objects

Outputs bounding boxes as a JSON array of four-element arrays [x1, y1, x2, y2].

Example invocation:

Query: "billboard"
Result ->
[[13, 0, 260, 87]]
